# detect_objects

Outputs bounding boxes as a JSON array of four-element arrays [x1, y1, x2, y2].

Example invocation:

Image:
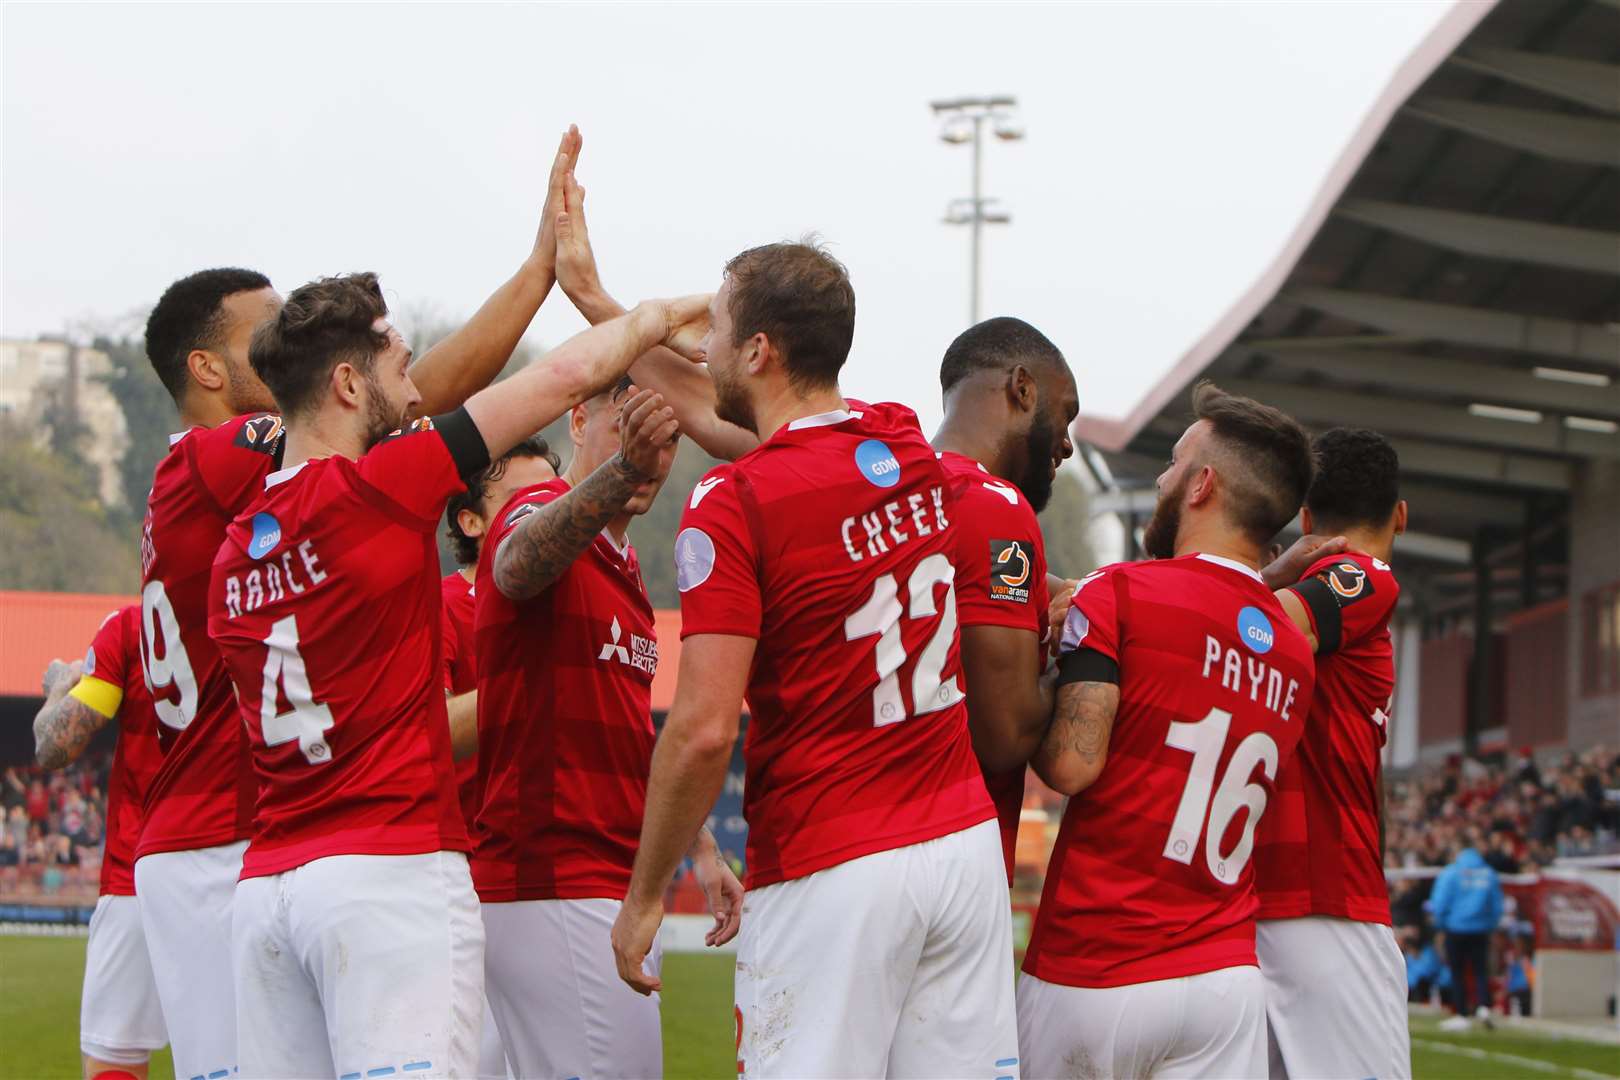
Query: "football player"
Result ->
[[34, 608, 167, 1078], [1255, 428, 1410, 1080], [610, 241, 1018, 1078], [1019, 381, 1317, 1078], [207, 269, 705, 1077]]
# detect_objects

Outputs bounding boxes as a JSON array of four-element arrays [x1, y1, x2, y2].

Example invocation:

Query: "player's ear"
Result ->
[[331, 362, 363, 410], [1188, 464, 1217, 507], [745, 332, 771, 376], [1008, 365, 1035, 414], [457, 507, 486, 541], [1393, 499, 1408, 536], [569, 402, 589, 447], [1300, 506, 1315, 535], [186, 348, 227, 393]]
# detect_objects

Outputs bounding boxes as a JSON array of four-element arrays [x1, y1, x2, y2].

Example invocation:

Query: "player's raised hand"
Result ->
[[657, 294, 713, 362], [41, 659, 81, 698], [529, 125, 582, 271], [555, 169, 605, 308], [616, 387, 679, 481], [610, 895, 665, 996], [1261, 532, 1349, 590]]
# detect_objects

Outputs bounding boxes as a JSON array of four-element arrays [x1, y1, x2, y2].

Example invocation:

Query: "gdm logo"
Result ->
[[1237, 606, 1274, 654], [248, 512, 282, 560], [855, 439, 901, 488]]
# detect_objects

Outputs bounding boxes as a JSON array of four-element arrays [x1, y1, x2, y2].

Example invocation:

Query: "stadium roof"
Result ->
[[1075, 0, 1619, 611], [0, 592, 688, 711]]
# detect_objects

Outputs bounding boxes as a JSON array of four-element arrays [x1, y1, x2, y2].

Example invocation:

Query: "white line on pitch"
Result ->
[[1412, 1037, 1618, 1080]]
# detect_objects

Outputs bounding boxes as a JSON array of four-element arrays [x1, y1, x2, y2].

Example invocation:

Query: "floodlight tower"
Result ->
[[932, 95, 1023, 325]]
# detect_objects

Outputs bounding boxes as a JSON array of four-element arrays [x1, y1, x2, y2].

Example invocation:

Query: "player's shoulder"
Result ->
[[852, 398, 921, 430], [681, 459, 751, 517], [939, 452, 1035, 517], [440, 571, 474, 601], [1301, 550, 1399, 605], [492, 477, 571, 532]]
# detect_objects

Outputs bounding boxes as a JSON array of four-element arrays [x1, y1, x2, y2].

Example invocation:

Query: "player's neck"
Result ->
[[281, 415, 367, 470], [457, 566, 476, 586], [1336, 524, 1394, 564], [755, 382, 849, 442], [605, 514, 632, 548], [176, 388, 241, 432], [1173, 518, 1263, 572], [932, 414, 1007, 480]]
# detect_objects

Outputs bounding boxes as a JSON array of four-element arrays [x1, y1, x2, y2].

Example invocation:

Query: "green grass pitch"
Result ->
[[4, 934, 1616, 1079]]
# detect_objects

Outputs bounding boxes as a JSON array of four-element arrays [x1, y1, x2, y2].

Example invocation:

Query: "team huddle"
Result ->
[[34, 126, 1413, 1080]]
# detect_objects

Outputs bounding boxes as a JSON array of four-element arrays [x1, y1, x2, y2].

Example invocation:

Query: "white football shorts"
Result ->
[[1017, 964, 1267, 1080], [1258, 915, 1411, 1080], [80, 893, 167, 1065], [232, 849, 484, 1080], [134, 839, 245, 1080], [482, 896, 662, 1079], [736, 818, 1018, 1079]]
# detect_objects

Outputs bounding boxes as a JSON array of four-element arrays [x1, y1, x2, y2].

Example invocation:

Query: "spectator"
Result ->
[[24, 778, 48, 823], [1504, 936, 1534, 1017], [1430, 840, 1505, 1030]]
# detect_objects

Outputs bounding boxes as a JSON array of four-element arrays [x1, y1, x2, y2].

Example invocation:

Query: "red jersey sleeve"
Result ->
[[952, 477, 1048, 634], [1287, 553, 1399, 656], [1060, 565, 1125, 663], [187, 413, 285, 518], [674, 467, 763, 639], [485, 480, 569, 565], [354, 419, 467, 530], [83, 608, 131, 690]]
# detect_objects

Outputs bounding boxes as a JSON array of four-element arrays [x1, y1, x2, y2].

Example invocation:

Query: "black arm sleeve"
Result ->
[[1057, 647, 1120, 688], [433, 407, 491, 483], [1292, 576, 1344, 655]]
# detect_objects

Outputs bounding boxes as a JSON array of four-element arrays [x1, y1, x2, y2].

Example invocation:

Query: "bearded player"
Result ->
[[932, 317, 1077, 881], [134, 128, 579, 1079], [440, 435, 559, 1080], [33, 608, 167, 1078], [609, 241, 1017, 1078], [474, 376, 742, 1078], [1254, 428, 1410, 1080], [207, 270, 704, 1077], [1019, 382, 1316, 1078]]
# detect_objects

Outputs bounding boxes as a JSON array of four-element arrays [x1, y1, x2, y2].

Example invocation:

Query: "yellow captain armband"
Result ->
[[69, 676, 123, 720]]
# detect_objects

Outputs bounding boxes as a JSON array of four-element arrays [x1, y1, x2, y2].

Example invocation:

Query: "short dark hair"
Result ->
[[1191, 380, 1314, 545], [724, 239, 855, 391], [144, 268, 273, 402], [249, 273, 388, 418], [1307, 428, 1399, 530], [444, 436, 563, 565], [939, 316, 1065, 394]]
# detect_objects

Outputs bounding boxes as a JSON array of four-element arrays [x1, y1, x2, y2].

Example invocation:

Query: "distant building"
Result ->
[[0, 337, 131, 508]]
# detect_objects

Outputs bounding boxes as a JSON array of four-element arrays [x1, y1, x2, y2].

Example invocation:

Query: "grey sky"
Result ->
[[3, 1, 1455, 431]]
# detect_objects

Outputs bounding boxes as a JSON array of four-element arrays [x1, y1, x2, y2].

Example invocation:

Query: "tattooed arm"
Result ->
[[493, 388, 678, 602], [1030, 679, 1121, 796], [34, 660, 112, 770]]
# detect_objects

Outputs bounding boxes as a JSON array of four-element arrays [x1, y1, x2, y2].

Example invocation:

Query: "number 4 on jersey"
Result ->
[[259, 615, 335, 765]]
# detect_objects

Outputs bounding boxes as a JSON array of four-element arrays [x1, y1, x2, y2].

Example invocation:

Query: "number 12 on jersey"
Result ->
[[259, 615, 335, 766], [843, 553, 965, 727]]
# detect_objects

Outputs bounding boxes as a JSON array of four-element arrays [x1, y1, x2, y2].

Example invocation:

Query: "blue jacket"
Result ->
[[1407, 946, 1447, 990], [1430, 848, 1505, 935]]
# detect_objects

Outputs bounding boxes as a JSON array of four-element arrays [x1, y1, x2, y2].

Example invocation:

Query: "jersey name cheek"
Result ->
[[839, 485, 950, 564], [1201, 634, 1300, 721], [224, 540, 328, 620]]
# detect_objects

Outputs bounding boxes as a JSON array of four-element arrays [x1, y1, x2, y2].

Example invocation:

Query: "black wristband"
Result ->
[[1293, 576, 1344, 655], [434, 407, 491, 483], [1057, 647, 1119, 688]]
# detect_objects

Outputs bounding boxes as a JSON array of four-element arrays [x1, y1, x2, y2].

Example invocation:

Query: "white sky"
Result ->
[[3, 1, 1456, 430]]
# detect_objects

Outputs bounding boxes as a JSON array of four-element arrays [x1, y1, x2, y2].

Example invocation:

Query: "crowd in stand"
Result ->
[[0, 757, 110, 887], [1385, 744, 1620, 878]]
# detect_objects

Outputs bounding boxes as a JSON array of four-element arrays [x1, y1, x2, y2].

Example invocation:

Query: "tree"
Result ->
[[94, 335, 176, 529], [0, 416, 140, 593]]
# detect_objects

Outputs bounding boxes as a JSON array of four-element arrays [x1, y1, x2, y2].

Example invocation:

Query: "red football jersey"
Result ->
[[676, 403, 994, 890], [440, 571, 483, 835], [137, 415, 280, 858], [938, 451, 1050, 883], [1256, 551, 1399, 924], [82, 605, 163, 895], [1023, 554, 1315, 988], [208, 421, 470, 880], [471, 479, 658, 902]]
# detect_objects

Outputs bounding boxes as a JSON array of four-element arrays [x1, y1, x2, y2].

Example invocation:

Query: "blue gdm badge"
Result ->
[[854, 439, 901, 488], [1237, 606, 1274, 654], [248, 512, 282, 560]]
